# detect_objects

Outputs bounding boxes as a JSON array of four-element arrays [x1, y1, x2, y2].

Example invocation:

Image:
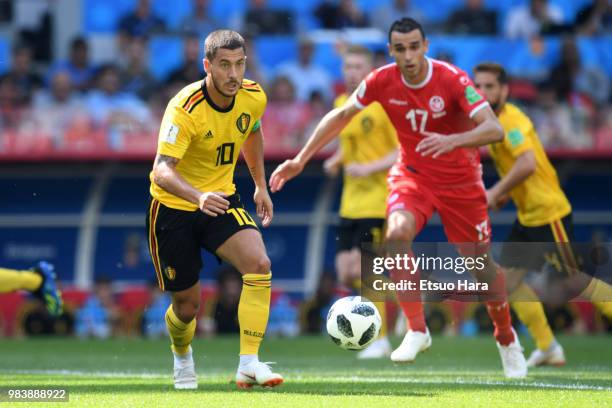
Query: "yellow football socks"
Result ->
[[0, 267, 43, 293], [580, 279, 612, 319], [373, 301, 388, 338], [239, 272, 272, 355], [510, 283, 555, 351], [165, 305, 196, 355]]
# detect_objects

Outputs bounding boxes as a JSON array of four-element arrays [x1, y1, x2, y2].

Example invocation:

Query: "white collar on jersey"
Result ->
[[400, 57, 433, 89]]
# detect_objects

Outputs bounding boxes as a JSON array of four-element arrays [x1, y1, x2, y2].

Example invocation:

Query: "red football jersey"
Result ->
[[355, 57, 489, 186]]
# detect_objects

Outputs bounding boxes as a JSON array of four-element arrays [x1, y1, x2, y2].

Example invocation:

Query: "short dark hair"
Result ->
[[388, 17, 426, 43], [344, 44, 373, 62], [474, 62, 508, 85], [204, 30, 246, 61]]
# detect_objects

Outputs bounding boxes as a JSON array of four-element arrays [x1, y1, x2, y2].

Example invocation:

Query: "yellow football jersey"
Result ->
[[489, 103, 571, 227], [150, 79, 266, 211], [334, 93, 398, 219]]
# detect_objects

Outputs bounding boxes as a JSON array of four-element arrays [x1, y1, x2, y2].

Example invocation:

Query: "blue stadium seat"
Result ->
[[83, 0, 137, 33], [312, 42, 343, 80], [208, 0, 247, 26], [148, 36, 184, 81], [415, 0, 462, 23], [0, 37, 9, 75], [151, 0, 192, 30], [255, 36, 298, 70]]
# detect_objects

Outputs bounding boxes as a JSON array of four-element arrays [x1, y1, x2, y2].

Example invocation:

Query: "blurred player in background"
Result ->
[[474, 62, 612, 367], [323, 45, 398, 359], [147, 30, 282, 390], [0, 261, 63, 316], [270, 18, 527, 378]]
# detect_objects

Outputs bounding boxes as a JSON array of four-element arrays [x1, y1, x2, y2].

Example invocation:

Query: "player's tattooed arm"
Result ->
[[243, 127, 274, 226], [155, 154, 179, 168], [152, 153, 230, 216], [152, 153, 200, 205]]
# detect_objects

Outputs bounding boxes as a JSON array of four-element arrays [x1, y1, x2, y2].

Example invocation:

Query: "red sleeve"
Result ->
[[354, 70, 379, 110], [449, 71, 489, 119]]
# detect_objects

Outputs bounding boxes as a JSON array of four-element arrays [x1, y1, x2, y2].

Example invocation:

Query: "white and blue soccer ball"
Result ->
[[326, 296, 381, 350]]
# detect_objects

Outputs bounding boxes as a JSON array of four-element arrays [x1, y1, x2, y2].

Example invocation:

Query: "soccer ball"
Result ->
[[326, 296, 381, 350]]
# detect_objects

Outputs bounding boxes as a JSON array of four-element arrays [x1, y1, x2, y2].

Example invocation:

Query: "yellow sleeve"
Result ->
[[383, 113, 398, 150], [503, 114, 534, 158], [157, 104, 197, 159]]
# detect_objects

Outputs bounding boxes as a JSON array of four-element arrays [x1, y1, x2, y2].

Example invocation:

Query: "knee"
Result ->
[[173, 300, 199, 323], [246, 254, 271, 275], [386, 217, 415, 243]]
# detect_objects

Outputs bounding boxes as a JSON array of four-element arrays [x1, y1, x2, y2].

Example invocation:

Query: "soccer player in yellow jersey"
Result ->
[[474, 62, 612, 367], [0, 261, 63, 316], [323, 45, 398, 359], [147, 30, 282, 389]]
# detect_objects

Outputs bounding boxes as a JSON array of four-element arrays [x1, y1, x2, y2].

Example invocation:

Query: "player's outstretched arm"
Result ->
[[242, 127, 273, 227], [269, 100, 361, 192], [152, 154, 229, 217], [345, 149, 399, 177], [417, 106, 504, 158], [323, 148, 343, 177], [487, 150, 536, 210]]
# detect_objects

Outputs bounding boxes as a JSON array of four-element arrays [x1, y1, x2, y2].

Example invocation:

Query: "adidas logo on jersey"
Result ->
[[204, 130, 214, 139]]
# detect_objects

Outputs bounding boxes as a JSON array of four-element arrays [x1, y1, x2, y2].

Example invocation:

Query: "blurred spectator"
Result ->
[[304, 91, 335, 152], [445, 0, 497, 35], [300, 272, 338, 334], [263, 76, 313, 152], [142, 280, 171, 338], [118, 0, 166, 39], [373, 49, 390, 68], [575, 0, 612, 36], [0, 0, 12, 23], [31, 70, 83, 145], [268, 293, 299, 337], [48, 37, 95, 92], [75, 277, 120, 338], [276, 38, 332, 102], [315, 0, 368, 29], [212, 265, 242, 334], [243, 35, 268, 87], [243, 0, 293, 36], [529, 81, 592, 149], [549, 37, 610, 106], [85, 65, 153, 148], [180, 0, 221, 38], [593, 107, 612, 150], [119, 37, 157, 101], [372, 0, 426, 34], [167, 36, 204, 85], [0, 75, 25, 130], [505, 0, 563, 39], [0, 43, 42, 105]]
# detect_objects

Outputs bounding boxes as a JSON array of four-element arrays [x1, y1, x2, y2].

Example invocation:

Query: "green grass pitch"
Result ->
[[0, 335, 610, 407]]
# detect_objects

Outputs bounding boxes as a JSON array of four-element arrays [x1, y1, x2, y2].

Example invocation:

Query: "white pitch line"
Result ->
[[1, 370, 611, 392]]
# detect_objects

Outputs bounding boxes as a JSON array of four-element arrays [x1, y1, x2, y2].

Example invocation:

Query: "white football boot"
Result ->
[[236, 361, 284, 389], [496, 329, 528, 379], [357, 337, 392, 359], [390, 328, 432, 363], [526, 341, 566, 367], [173, 346, 197, 389]]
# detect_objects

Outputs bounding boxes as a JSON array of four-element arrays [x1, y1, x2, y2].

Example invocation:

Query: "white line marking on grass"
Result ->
[[293, 375, 612, 392], [2, 370, 611, 392]]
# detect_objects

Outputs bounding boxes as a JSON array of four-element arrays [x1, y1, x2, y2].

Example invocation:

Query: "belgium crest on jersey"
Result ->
[[236, 113, 251, 134], [164, 266, 176, 281]]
